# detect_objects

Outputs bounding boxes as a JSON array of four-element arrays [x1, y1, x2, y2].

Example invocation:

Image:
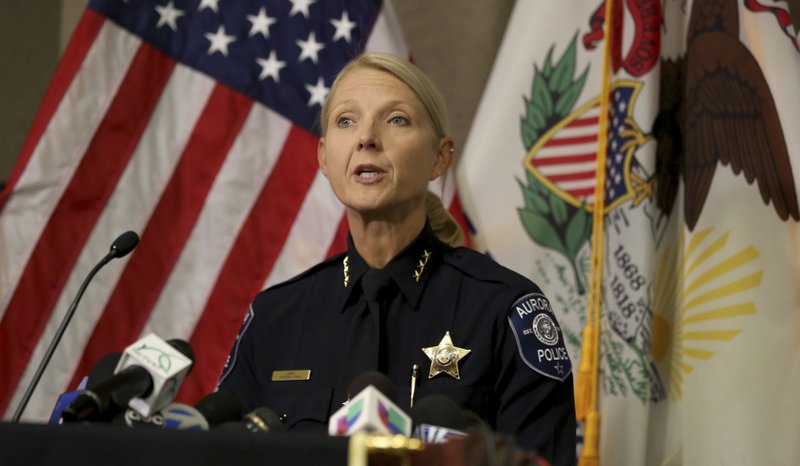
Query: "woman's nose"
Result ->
[[357, 120, 381, 151]]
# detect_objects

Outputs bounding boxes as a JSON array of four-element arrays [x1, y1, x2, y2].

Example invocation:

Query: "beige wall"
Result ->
[[394, 1, 514, 154], [0, 2, 63, 185], [0, 0, 513, 185]]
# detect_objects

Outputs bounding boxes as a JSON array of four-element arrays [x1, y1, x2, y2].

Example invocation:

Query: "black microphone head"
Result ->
[[63, 365, 153, 423], [410, 395, 470, 430], [348, 371, 396, 401], [110, 231, 139, 258], [166, 339, 195, 372], [86, 352, 122, 389], [195, 391, 243, 426], [244, 407, 286, 433]]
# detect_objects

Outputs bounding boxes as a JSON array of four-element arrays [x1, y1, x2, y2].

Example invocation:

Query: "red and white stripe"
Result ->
[[529, 105, 600, 203]]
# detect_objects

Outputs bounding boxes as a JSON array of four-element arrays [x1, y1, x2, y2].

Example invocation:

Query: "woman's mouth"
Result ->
[[354, 165, 385, 181], [358, 169, 379, 179]]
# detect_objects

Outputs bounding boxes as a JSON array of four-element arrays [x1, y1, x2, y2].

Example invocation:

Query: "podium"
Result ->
[[0, 422, 545, 466], [0, 422, 348, 465]]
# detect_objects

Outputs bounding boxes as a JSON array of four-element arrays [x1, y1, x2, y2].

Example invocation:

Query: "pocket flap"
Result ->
[[260, 385, 333, 430]]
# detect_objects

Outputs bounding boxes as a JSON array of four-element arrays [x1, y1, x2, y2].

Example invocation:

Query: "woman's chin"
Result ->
[[345, 202, 389, 217], [346, 200, 427, 224]]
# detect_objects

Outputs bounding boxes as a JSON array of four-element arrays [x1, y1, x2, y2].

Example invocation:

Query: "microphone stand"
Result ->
[[11, 232, 138, 422]]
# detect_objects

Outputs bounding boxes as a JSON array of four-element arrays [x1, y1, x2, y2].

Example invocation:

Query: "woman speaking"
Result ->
[[217, 52, 576, 465]]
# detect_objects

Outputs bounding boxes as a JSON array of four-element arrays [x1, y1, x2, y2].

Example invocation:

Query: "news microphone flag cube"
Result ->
[[115, 333, 192, 417], [161, 403, 210, 431], [328, 385, 411, 436], [413, 424, 468, 443]]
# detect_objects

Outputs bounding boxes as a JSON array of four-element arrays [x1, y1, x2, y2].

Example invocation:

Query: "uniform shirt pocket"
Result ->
[[401, 385, 494, 423], [260, 385, 333, 431]]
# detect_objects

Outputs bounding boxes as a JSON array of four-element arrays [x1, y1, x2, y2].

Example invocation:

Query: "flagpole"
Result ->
[[577, 0, 615, 464]]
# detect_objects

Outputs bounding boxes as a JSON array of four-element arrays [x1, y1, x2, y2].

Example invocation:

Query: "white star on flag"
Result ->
[[198, 0, 220, 13], [289, 0, 315, 19], [256, 50, 286, 82], [155, 1, 185, 31], [305, 77, 329, 107], [296, 31, 325, 64], [330, 11, 356, 42], [247, 7, 277, 38], [205, 25, 236, 56]]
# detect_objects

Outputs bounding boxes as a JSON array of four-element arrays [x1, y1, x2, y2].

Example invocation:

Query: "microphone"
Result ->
[[160, 403, 210, 430], [328, 372, 411, 436], [217, 405, 286, 434], [85, 352, 125, 386], [11, 231, 140, 423], [193, 390, 243, 427], [411, 398, 551, 466], [48, 352, 122, 424], [120, 336, 193, 417], [347, 371, 397, 403], [203, 390, 287, 434], [241, 407, 286, 434], [410, 395, 471, 443], [62, 334, 193, 422], [116, 390, 244, 430], [109, 230, 140, 258]]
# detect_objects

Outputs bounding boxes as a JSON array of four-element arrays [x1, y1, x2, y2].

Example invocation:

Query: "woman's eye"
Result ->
[[389, 115, 408, 125], [337, 117, 353, 127]]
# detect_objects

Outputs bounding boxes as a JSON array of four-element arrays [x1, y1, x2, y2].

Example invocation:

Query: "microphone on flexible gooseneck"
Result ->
[[11, 231, 140, 423]]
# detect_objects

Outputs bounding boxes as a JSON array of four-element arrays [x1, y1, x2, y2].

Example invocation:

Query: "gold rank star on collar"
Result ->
[[342, 256, 350, 287], [422, 331, 471, 380], [413, 249, 432, 283]]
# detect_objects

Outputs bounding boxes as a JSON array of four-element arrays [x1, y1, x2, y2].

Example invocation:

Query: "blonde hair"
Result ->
[[320, 52, 449, 140], [425, 191, 464, 247]]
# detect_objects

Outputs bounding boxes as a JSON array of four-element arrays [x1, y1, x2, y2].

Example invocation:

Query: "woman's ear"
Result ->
[[430, 137, 454, 180], [317, 137, 328, 177]]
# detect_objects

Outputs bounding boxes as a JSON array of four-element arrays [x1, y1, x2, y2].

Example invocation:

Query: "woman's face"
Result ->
[[318, 67, 452, 219]]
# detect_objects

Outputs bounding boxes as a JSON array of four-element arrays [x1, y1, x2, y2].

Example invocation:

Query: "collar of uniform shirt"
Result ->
[[338, 221, 445, 311]]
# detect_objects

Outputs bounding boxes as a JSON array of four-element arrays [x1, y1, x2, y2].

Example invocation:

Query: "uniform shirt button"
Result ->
[[279, 413, 288, 423]]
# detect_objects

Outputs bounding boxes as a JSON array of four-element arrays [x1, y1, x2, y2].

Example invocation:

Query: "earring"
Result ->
[[449, 148, 455, 153]]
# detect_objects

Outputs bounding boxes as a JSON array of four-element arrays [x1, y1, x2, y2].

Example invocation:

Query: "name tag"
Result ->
[[271, 370, 311, 381]]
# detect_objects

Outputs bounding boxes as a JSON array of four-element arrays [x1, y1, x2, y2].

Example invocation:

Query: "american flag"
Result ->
[[0, 0, 465, 421], [525, 83, 637, 206], [526, 104, 600, 203]]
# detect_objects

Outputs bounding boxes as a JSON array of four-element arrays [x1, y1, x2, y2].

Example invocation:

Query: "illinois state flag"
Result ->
[[458, 0, 800, 464], [0, 0, 438, 421]]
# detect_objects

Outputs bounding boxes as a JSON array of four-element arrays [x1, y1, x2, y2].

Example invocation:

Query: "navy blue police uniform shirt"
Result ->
[[217, 223, 576, 465]]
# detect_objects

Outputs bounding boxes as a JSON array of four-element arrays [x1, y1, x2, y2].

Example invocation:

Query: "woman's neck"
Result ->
[[347, 208, 426, 269]]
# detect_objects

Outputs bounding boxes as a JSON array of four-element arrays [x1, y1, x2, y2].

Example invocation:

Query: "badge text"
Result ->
[[515, 296, 551, 319]]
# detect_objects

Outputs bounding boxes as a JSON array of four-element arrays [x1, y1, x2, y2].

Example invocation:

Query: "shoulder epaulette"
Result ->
[[441, 247, 541, 292], [262, 251, 347, 293]]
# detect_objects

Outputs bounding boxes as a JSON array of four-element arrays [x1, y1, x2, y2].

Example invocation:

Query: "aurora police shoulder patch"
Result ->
[[507, 292, 571, 381]]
